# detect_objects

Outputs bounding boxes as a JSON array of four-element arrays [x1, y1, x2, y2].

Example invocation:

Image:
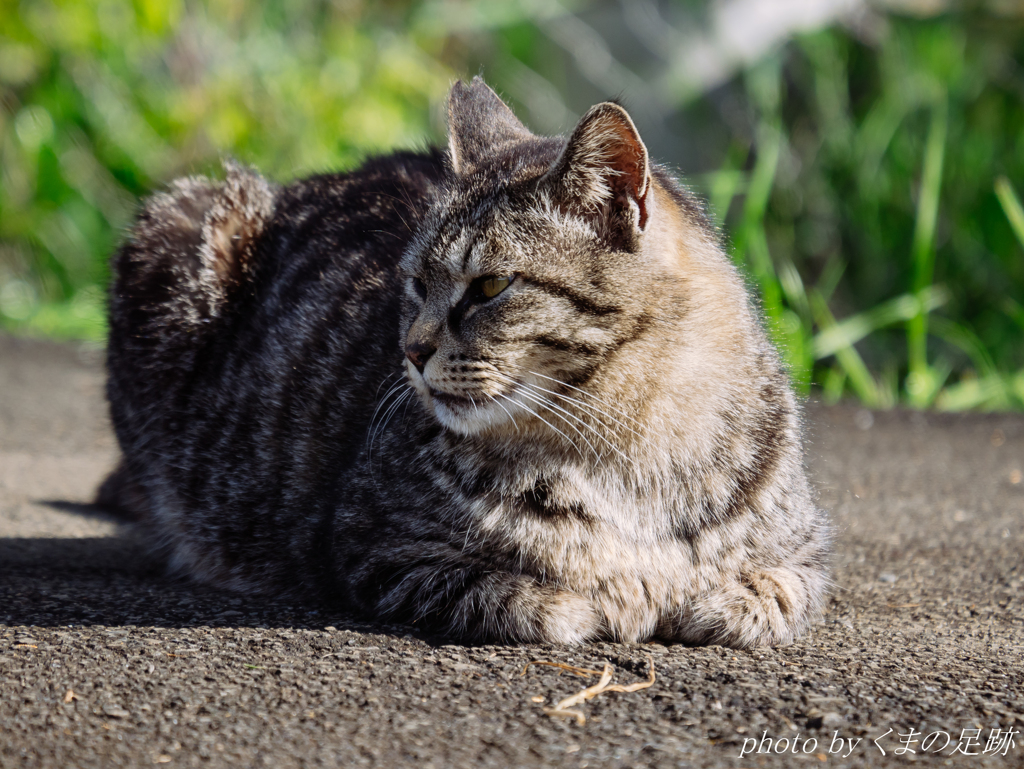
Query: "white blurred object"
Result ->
[[662, 0, 864, 101]]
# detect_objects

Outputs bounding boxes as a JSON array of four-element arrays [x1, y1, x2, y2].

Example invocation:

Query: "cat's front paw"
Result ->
[[664, 567, 824, 648], [534, 589, 605, 645], [387, 569, 605, 645]]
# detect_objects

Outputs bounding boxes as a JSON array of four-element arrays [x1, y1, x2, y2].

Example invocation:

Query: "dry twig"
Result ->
[[526, 654, 656, 725]]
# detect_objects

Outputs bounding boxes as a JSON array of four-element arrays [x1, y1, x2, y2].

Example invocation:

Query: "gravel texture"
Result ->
[[1, 334, 1022, 768]]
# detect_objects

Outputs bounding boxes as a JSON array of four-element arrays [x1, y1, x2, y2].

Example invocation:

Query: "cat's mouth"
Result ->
[[428, 388, 478, 410], [422, 382, 517, 435]]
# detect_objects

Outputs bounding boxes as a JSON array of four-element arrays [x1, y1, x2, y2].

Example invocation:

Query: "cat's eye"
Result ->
[[412, 277, 427, 299], [450, 274, 516, 326], [479, 275, 512, 299]]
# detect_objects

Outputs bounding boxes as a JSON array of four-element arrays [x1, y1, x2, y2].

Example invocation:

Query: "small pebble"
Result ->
[[822, 712, 845, 727], [102, 703, 130, 718]]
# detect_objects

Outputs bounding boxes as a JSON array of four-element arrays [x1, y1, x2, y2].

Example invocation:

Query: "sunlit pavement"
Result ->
[[2, 334, 1022, 769]]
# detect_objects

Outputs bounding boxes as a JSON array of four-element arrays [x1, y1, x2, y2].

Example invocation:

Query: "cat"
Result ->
[[103, 77, 830, 647]]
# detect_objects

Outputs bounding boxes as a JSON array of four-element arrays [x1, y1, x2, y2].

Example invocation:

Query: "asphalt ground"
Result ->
[[1, 333, 1022, 768]]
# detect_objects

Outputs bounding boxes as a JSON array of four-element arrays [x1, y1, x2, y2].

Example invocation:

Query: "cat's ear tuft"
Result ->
[[545, 103, 651, 246], [447, 77, 533, 174]]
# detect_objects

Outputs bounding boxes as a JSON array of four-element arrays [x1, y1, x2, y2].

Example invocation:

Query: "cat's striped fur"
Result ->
[[104, 78, 830, 647]]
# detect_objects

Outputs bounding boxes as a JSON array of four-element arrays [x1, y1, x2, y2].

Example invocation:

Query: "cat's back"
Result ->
[[109, 150, 445, 399], [105, 149, 448, 535], [260, 148, 448, 297], [211, 149, 450, 404]]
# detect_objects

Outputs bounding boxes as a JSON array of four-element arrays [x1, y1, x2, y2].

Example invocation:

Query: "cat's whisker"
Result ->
[[509, 386, 604, 464], [513, 375, 646, 441], [497, 394, 586, 461], [399, 389, 416, 423], [368, 377, 413, 445], [374, 190, 418, 233], [373, 372, 401, 399], [526, 370, 646, 430], [487, 370, 633, 465], [376, 388, 413, 447], [487, 394, 521, 433], [512, 382, 641, 467], [372, 377, 412, 414], [487, 370, 599, 445], [367, 387, 404, 465], [369, 385, 413, 460], [518, 385, 640, 471], [381, 386, 414, 433]]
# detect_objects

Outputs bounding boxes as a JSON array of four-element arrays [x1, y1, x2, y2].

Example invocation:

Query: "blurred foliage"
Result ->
[[1, 0, 1023, 410], [761, 16, 1024, 409], [773, 17, 1023, 409], [0, 0, 457, 341], [700, 15, 1024, 409]]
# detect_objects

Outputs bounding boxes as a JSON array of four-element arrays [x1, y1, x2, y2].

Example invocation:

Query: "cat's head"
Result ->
[[400, 78, 711, 440]]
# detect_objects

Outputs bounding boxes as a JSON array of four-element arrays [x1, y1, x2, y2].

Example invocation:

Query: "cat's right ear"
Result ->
[[447, 77, 533, 174], [543, 103, 651, 249]]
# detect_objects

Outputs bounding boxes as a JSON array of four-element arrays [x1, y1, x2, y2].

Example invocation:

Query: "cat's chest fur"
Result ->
[[428, 444, 708, 638]]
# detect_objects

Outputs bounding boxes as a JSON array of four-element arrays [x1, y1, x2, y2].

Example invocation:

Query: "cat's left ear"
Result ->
[[447, 77, 533, 174], [544, 103, 651, 246]]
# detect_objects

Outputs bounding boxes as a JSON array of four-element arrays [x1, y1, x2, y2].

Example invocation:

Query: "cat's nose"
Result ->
[[405, 341, 436, 373]]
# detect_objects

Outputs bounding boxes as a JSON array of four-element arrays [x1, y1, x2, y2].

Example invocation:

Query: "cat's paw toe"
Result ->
[[668, 567, 821, 648]]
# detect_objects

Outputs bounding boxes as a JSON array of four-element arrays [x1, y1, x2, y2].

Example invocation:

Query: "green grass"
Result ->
[[0, 0, 455, 342], [694, 17, 1024, 410], [2, 3, 1023, 409]]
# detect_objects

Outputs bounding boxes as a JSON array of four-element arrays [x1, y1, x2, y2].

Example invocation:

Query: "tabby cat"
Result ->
[[103, 78, 830, 647]]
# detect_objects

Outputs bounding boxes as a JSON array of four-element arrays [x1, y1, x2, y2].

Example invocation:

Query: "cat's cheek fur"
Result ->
[[411, 368, 514, 435], [430, 398, 508, 435]]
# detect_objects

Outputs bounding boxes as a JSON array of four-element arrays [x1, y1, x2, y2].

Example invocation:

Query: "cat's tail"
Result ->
[[95, 459, 151, 521], [107, 160, 276, 364], [105, 162, 276, 480], [103, 162, 276, 505]]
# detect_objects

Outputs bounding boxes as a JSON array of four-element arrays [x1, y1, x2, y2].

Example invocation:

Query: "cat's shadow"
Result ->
[[0, 499, 419, 641], [40, 498, 128, 525]]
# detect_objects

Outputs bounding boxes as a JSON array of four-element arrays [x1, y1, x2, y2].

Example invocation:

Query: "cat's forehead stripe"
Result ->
[[459, 238, 487, 273], [435, 230, 474, 275]]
